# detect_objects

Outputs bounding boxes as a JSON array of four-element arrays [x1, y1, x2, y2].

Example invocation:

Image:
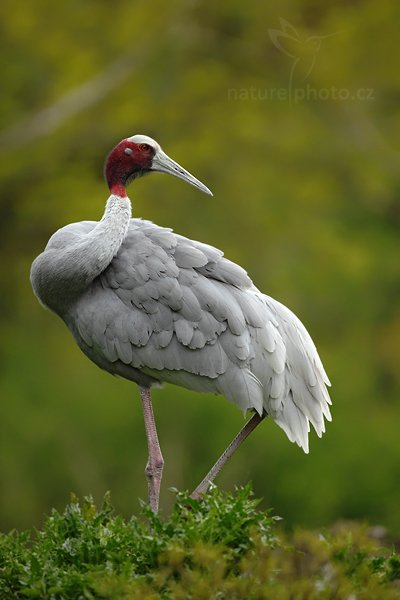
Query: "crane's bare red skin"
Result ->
[[104, 140, 155, 197]]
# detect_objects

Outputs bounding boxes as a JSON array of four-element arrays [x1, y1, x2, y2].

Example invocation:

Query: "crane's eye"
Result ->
[[139, 143, 152, 152]]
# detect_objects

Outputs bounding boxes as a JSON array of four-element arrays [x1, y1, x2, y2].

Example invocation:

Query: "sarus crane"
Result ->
[[31, 134, 332, 512]]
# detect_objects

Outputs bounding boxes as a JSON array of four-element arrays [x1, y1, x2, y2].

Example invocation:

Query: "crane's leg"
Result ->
[[190, 412, 265, 499], [140, 387, 164, 513]]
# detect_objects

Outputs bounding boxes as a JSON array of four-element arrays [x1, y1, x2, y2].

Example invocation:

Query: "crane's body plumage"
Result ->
[[31, 135, 332, 510], [31, 201, 331, 454]]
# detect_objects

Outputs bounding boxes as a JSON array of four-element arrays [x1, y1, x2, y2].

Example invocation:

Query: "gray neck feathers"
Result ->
[[94, 194, 132, 268], [31, 194, 132, 314]]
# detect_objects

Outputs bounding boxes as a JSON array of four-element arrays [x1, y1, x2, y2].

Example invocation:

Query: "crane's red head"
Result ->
[[104, 134, 212, 197]]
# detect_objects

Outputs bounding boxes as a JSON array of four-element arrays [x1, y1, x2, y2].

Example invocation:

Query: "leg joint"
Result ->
[[145, 454, 164, 479]]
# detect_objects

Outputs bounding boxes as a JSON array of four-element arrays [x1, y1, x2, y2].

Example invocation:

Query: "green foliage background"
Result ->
[[0, 0, 399, 533], [2, 487, 400, 599]]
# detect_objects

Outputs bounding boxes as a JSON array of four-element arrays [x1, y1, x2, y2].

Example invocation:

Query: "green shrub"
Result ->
[[0, 486, 399, 599]]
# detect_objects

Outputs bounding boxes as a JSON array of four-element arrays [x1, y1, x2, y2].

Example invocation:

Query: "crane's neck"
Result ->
[[109, 181, 128, 198], [81, 192, 132, 279], [31, 192, 132, 315], [95, 192, 132, 260]]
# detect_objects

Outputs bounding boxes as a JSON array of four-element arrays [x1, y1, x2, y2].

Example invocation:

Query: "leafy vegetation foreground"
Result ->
[[0, 486, 399, 599]]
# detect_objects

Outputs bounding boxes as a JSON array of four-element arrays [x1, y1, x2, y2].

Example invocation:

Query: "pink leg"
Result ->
[[191, 412, 265, 499], [140, 387, 164, 512]]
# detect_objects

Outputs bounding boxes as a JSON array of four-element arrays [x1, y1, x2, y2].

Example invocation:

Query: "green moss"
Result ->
[[0, 486, 399, 599]]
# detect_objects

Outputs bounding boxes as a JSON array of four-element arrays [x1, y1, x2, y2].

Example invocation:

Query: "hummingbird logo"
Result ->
[[269, 18, 338, 91]]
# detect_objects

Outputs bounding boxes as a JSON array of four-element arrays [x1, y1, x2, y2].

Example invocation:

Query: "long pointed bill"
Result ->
[[151, 149, 213, 196]]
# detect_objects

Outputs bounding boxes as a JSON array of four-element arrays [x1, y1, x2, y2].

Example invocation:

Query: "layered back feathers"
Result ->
[[41, 217, 332, 453]]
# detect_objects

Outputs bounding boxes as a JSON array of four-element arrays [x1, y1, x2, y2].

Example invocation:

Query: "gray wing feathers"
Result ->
[[69, 219, 331, 453], [197, 257, 252, 288], [45, 221, 97, 250], [173, 243, 208, 268], [261, 296, 332, 452], [217, 369, 264, 415], [192, 278, 246, 335]]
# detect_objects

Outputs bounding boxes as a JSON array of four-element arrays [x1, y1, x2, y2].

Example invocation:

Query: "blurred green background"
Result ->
[[1, 0, 399, 533]]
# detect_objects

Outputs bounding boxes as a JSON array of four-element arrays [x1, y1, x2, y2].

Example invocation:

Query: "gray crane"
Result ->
[[31, 134, 332, 513]]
